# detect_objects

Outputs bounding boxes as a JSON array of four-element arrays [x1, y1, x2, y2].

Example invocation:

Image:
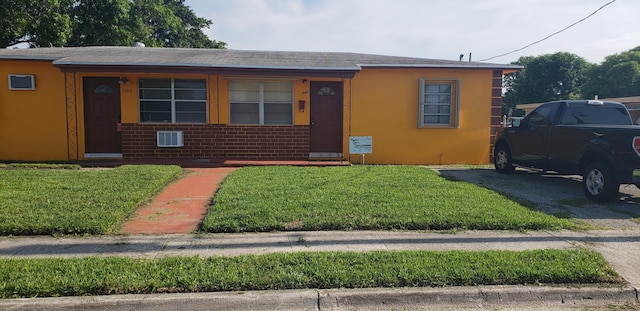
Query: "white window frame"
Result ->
[[229, 80, 293, 125], [418, 79, 460, 128], [138, 78, 208, 124]]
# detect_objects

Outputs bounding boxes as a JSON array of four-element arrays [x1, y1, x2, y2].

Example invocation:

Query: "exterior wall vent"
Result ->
[[157, 131, 183, 147], [8, 74, 35, 90]]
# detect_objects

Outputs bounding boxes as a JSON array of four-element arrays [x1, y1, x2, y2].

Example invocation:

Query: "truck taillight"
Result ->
[[634, 137, 640, 157]]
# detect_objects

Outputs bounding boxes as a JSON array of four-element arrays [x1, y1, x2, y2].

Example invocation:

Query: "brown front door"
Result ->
[[83, 77, 122, 154], [310, 81, 343, 155]]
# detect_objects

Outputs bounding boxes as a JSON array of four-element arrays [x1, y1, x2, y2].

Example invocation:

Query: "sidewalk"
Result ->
[[0, 230, 638, 310], [0, 230, 640, 311], [1, 167, 639, 310]]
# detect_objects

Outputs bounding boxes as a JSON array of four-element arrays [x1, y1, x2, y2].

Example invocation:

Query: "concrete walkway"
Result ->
[[1, 167, 639, 310], [120, 167, 237, 234]]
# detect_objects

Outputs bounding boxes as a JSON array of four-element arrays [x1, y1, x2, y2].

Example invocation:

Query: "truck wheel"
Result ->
[[582, 162, 619, 202], [494, 144, 515, 174]]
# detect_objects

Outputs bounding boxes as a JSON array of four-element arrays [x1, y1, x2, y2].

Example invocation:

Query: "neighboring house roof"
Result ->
[[0, 47, 522, 74]]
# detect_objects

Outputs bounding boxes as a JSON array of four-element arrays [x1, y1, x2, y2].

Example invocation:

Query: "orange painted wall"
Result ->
[[0, 58, 497, 165], [349, 68, 494, 164], [0, 60, 69, 161], [217, 78, 311, 125], [74, 73, 209, 158], [78, 74, 313, 158]]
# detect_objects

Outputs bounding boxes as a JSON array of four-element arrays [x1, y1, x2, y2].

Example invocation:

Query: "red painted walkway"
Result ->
[[120, 167, 237, 234]]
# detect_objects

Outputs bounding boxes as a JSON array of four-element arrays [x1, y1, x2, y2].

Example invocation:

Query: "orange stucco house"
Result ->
[[0, 46, 520, 165]]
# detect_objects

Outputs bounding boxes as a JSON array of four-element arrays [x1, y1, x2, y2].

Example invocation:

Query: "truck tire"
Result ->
[[494, 144, 515, 174], [582, 162, 619, 202]]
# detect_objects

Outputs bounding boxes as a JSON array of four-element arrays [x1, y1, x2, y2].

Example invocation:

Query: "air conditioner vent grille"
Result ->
[[157, 131, 183, 147]]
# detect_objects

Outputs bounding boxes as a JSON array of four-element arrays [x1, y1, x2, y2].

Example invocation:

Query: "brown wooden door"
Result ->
[[310, 81, 343, 154], [83, 77, 122, 154]]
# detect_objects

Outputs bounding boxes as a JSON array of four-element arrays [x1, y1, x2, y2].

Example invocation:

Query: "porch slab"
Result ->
[[77, 159, 351, 168], [221, 160, 351, 167]]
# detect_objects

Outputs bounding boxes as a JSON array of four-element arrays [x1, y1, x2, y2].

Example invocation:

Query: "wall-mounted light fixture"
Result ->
[[302, 79, 308, 84], [119, 77, 130, 84], [298, 100, 306, 112]]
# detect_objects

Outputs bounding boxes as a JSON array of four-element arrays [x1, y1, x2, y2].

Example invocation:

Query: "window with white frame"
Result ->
[[139, 78, 207, 123], [419, 79, 459, 127], [229, 80, 293, 125]]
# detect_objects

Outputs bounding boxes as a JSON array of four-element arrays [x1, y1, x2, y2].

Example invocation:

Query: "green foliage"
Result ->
[[0, 0, 74, 47], [202, 166, 574, 232], [130, 0, 223, 48], [503, 52, 591, 107], [2, 163, 81, 170], [0, 165, 182, 235], [503, 47, 640, 110], [582, 46, 640, 98], [68, 0, 134, 46], [0, 0, 226, 48], [0, 249, 620, 298]]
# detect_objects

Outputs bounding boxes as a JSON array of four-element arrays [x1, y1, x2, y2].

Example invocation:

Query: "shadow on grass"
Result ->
[[435, 167, 640, 223]]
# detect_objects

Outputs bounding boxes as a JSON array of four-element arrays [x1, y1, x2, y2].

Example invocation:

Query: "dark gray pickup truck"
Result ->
[[493, 100, 640, 202]]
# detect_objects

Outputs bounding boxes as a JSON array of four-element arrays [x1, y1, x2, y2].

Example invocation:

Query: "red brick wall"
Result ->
[[214, 125, 310, 159], [489, 70, 505, 160], [120, 124, 310, 160]]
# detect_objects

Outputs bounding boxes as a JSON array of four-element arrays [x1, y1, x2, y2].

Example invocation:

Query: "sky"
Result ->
[[184, 0, 639, 65]]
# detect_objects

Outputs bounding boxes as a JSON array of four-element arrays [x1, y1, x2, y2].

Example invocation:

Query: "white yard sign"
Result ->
[[349, 136, 372, 154]]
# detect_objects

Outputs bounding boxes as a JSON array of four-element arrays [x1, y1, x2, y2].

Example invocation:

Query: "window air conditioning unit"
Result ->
[[8, 74, 36, 90], [157, 131, 183, 147]]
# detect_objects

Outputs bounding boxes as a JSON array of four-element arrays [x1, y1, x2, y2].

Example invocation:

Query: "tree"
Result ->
[[503, 52, 592, 108], [582, 46, 640, 98], [68, 0, 134, 46], [0, 0, 225, 48], [0, 0, 74, 47], [131, 0, 224, 48]]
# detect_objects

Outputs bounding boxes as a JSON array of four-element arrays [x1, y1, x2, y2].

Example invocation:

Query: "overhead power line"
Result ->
[[479, 0, 617, 62]]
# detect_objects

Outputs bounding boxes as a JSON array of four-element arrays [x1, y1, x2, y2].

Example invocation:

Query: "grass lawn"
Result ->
[[0, 165, 182, 235], [202, 166, 575, 232], [0, 249, 620, 298]]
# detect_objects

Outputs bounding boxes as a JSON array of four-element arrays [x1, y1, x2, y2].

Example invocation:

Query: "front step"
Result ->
[[308, 152, 344, 160]]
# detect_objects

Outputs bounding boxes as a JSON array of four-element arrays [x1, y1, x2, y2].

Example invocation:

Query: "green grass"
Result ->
[[202, 166, 574, 232], [0, 163, 81, 170], [0, 165, 182, 235], [0, 249, 621, 298]]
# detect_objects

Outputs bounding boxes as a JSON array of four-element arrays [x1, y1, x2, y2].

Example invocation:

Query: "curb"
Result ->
[[321, 286, 639, 309], [0, 286, 637, 311]]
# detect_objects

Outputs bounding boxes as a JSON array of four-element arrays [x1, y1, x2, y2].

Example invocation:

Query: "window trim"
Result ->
[[138, 78, 208, 124], [229, 80, 294, 125], [418, 79, 460, 128]]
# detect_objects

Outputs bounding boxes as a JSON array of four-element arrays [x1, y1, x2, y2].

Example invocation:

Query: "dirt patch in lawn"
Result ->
[[432, 167, 640, 230]]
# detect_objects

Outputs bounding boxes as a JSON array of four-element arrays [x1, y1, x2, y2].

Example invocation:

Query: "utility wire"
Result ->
[[478, 0, 617, 62]]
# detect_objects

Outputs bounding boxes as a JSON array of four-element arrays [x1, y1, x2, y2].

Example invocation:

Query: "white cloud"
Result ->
[[187, 0, 640, 64]]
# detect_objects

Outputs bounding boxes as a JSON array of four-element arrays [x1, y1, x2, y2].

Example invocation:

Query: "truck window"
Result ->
[[561, 105, 631, 125], [527, 105, 554, 127]]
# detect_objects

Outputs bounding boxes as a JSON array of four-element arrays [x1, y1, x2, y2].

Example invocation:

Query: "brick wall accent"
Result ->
[[213, 125, 310, 160], [489, 70, 505, 160], [120, 124, 310, 160]]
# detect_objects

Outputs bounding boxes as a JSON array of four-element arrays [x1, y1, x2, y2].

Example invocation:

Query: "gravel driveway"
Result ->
[[433, 167, 640, 230]]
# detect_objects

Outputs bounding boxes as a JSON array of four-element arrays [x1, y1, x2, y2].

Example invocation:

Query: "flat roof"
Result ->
[[0, 46, 523, 72]]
